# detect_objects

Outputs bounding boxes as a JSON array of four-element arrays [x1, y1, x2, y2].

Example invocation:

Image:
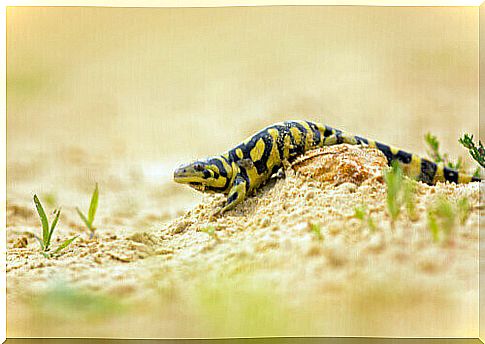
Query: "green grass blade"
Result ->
[[457, 197, 471, 225], [310, 223, 323, 241], [76, 207, 91, 229], [459, 134, 485, 169], [46, 208, 62, 249], [53, 236, 78, 255], [473, 167, 481, 178], [88, 183, 99, 225], [384, 161, 404, 225], [33, 234, 44, 251], [425, 133, 442, 162], [427, 212, 439, 242], [33, 195, 49, 246], [353, 206, 366, 220]]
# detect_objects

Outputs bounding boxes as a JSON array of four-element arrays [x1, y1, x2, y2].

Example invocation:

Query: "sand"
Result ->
[[6, 144, 481, 338], [6, 6, 479, 338]]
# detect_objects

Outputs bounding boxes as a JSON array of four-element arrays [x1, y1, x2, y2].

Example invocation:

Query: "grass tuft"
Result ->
[[426, 196, 471, 244], [383, 162, 418, 227], [76, 183, 99, 239], [310, 223, 324, 240], [424, 132, 444, 163], [33, 194, 77, 258], [353, 205, 377, 232], [383, 162, 403, 227], [403, 179, 419, 221], [193, 275, 295, 337], [426, 197, 455, 244], [426, 132, 483, 177], [456, 197, 471, 226], [33, 283, 125, 321], [201, 225, 219, 241], [425, 133, 463, 171], [458, 133, 485, 170]]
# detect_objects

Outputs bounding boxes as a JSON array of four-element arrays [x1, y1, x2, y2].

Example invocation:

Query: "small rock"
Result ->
[[108, 252, 133, 262], [94, 255, 103, 264], [282, 202, 291, 211], [337, 182, 357, 193], [156, 248, 174, 255], [172, 220, 192, 234], [13, 236, 28, 248], [305, 190, 315, 200], [260, 217, 271, 227], [128, 232, 157, 246]]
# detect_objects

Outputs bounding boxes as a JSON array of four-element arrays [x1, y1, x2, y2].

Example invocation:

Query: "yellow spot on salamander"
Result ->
[[210, 175, 227, 188], [404, 154, 422, 180], [390, 146, 399, 156], [267, 128, 282, 169], [250, 138, 265, 162], [299, 121, 313, 150], [245, 165, 262, 190], [236, 148, 244, 159], [268, 128, 279, 140], [219, 157, 231, 175], [433, 163, 445, 183], [458, 173, 472, 183], [283, 135, 292, 159], [290, 127, 302, 145]]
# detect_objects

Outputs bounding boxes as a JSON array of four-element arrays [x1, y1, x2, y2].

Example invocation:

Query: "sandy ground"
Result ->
[[6, 144, 482, 338], [6, 6, 480, 339]]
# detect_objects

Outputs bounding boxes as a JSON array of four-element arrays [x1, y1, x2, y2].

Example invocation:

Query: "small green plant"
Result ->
[[383, 162, 417, 227], [427, 211, 440, 242], [426, 132, 483, 177], [201, 225, 219, 241], [33, 282, 125, 320], [425, 132, 445, 163], [310, 223, 324, 240], [384, 162, 404, 227], [426, 197, 456, 243], [402, 179, 419, 221], [425, 132, 463, 171], [456, 197, 471, 225], [194, 275, 293, 336], [76, 183, 99, 239], [353, 205, 377, 232], [33, 195, 77, 258], [459, 134, 485, 171]]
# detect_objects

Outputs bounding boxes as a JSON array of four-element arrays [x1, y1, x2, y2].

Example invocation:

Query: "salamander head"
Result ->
[[173, 158, 233, 193]]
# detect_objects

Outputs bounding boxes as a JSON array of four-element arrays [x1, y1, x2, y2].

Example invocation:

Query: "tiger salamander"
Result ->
[[173, 120, 481, 213]]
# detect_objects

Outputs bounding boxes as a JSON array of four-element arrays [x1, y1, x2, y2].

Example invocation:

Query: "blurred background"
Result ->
[[7, 6, 478, 189], [6, 6, 480, 338]]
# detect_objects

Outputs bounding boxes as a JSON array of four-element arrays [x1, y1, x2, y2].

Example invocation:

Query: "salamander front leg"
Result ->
[[220, 175, 247, 214]]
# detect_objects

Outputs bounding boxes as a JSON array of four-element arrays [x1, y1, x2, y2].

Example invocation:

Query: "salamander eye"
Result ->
[[194, 163, 204, 172]]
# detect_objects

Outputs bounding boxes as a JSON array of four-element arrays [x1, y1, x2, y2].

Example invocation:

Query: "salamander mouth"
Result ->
[[189, 182, 206, 192]]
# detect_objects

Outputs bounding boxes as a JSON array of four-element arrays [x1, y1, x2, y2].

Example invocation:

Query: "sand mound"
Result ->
[[292, 145, 386, 185], [7, 144, 481, 338]]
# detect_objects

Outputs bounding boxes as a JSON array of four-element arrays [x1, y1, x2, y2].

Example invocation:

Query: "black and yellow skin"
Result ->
[[174, 120, 481, 213]]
